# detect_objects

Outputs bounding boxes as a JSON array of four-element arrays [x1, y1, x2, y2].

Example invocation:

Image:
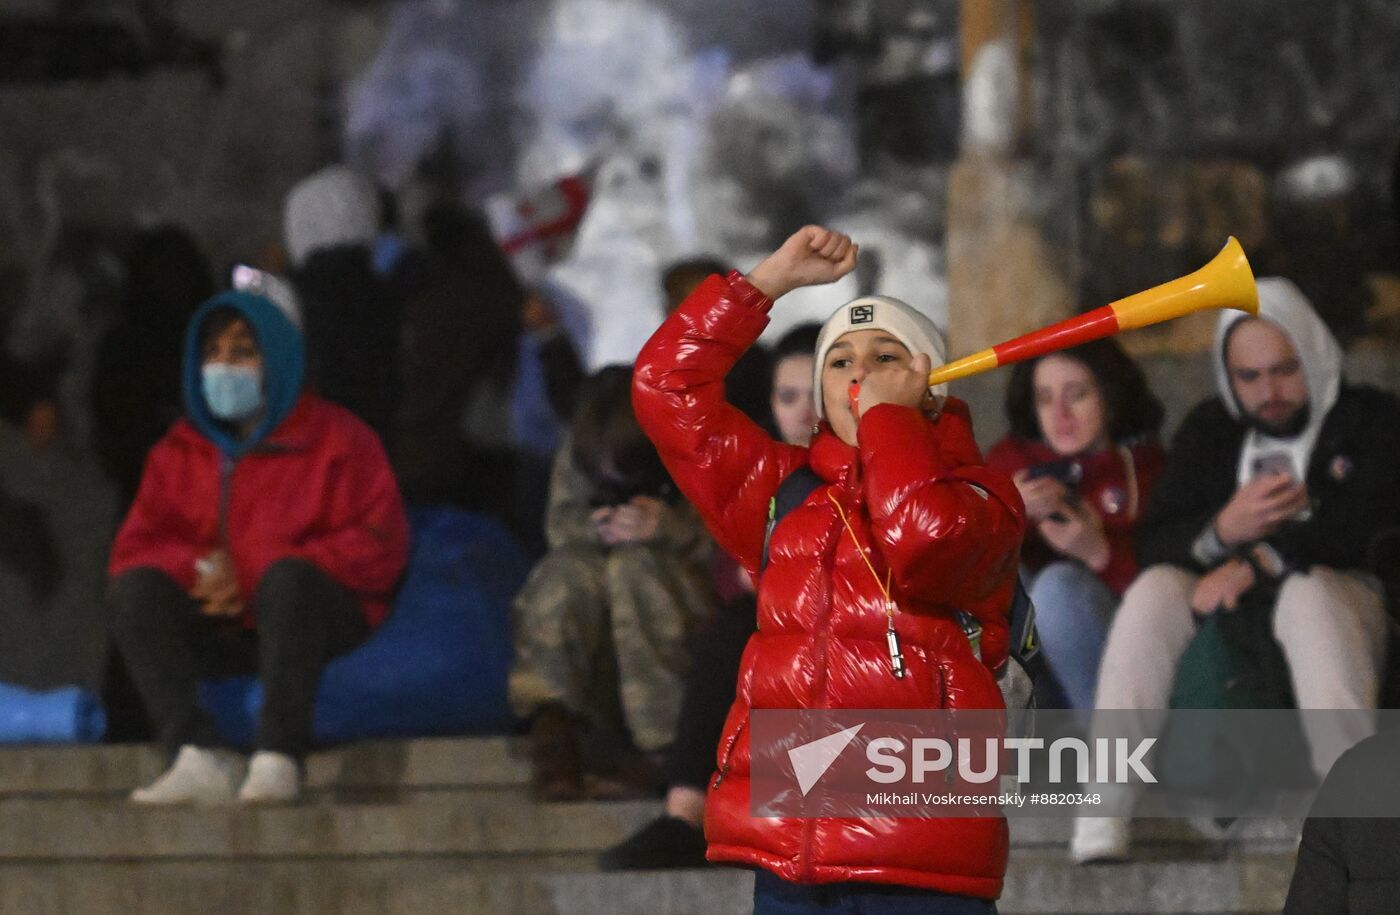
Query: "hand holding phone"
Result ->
[[1216, 468, 1310, 545], [191, 550, 242, 618], [1013, 463, 1076, 524]]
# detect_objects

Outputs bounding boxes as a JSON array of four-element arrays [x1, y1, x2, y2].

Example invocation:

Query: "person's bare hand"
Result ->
[[597, 496, 665, 545], [190, 551, 243, 618], [521, 292, 557, 333], [1190, 559, 1257, 616], [1038, 499, 1111, 570], [733, 562, 756, 595], [200, 597, 245, 619], [745, 226, 858, 300], [855, 353, 932, 419], [591, 505, 614, 541], [1214, 474, 1309, 546], [1013, 470, 1071, 524]]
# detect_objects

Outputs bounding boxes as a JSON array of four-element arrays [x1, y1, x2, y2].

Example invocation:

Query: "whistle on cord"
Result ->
[[886, 620, 906, 679]]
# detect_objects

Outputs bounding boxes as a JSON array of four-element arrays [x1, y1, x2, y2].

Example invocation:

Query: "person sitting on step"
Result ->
[[509, 365, 716, 801], [1071, 278, 1400, 863], [110, 288, 408, 805], [600, 321, 821, 869], [986, 338, 1165, 713]]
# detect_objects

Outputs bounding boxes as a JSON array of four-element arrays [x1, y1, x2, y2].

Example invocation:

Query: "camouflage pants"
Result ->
[[509, 544, 716, 751]]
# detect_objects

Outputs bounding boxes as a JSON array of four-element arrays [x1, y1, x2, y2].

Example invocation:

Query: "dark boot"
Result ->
[[599, 815, 708, 870], [528, 704, 585, 802], [588, 747, 667, 800]]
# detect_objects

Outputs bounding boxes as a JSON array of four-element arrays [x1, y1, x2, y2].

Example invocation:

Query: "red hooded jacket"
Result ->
[[633, 273, 1025, 898], [110, 394, 409, 629]]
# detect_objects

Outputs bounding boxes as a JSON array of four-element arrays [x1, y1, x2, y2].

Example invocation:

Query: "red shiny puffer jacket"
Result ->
[[633, 273, 1025, 899]]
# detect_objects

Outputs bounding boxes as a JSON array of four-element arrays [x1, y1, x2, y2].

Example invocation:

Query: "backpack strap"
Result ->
[[954, 577, 1039, 666], [760, 466, 824, 576], [1008, 578, 1041, 666]]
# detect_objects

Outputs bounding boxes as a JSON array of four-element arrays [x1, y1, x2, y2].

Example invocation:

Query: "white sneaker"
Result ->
[[1070, 815, 1131, 864], [130, 745, 241, 805], [237, 751, 302, 804]]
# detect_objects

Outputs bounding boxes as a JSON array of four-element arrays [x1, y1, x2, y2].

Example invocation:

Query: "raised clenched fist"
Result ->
[[746, 226, 859, 300]]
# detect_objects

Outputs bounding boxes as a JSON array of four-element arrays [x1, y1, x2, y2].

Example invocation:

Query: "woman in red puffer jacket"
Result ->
[[633, 227, 1025, 913]]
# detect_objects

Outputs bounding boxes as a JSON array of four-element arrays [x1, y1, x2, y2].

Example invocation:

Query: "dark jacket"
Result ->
[[1136, 386, 1400, 584], [1283, 728, 1400, 914]]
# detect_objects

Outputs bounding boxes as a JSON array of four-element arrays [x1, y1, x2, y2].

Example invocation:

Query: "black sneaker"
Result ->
[[598, 815, 708, 870]]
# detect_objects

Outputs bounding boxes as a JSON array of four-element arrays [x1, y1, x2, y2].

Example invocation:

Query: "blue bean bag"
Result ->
[[200, 507, 527, 748], [0, 682, 106, 743]]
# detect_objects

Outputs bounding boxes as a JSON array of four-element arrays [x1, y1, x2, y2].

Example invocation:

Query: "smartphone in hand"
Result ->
[[1250, 451, 1294, 481], [1025, 458, 1083, 487], [1026, 458, 1082, 524], [1250, 450, 1312, 521]]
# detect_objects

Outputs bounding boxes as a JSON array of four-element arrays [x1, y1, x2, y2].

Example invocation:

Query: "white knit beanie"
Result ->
[[231, 265, 303, 330], [812, 295, 948, 419], [283, 165, 380, 266]]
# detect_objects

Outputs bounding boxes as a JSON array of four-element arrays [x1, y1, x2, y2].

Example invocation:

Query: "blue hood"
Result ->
[[182, 290, 305, 457]]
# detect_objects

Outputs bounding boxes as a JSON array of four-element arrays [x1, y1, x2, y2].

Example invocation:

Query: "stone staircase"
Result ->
[[0, 737, 1299, 915]]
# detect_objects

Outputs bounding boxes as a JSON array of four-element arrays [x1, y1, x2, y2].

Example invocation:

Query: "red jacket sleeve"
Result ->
[[274, 425, 409, 601], [633, 272, 807, 573], [857, 401, 1026, 663], [109, 439, 208, 591]]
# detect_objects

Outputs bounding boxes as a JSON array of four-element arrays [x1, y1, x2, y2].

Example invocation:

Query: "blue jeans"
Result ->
[[753, 869, 998, 914], [1027, 561, 1117, 713]]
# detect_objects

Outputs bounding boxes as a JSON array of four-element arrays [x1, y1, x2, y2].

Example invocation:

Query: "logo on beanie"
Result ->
[[850, 304, 874, 324]]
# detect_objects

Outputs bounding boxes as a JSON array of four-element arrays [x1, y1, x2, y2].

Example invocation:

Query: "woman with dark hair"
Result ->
[[986, 338, 1166, 712], [509, 365, 714, 801]]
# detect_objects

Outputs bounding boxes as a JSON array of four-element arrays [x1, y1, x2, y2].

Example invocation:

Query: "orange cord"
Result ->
[[827, 489, 899, 629]]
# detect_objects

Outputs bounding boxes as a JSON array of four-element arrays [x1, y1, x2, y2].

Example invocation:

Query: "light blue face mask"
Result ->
[[202, 363, 264, 422]]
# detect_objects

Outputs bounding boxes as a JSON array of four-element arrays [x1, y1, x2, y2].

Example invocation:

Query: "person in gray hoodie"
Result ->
[[1071, 277, 1400, 863]]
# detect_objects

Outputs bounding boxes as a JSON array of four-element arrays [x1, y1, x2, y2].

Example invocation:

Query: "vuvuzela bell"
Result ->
[[926, 237, 1259, 388]]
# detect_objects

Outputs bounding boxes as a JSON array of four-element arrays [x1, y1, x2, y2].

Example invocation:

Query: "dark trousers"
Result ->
[[110, 560, 368, 761], [753, 870, 998, 915], [666, 595, 757, 790]]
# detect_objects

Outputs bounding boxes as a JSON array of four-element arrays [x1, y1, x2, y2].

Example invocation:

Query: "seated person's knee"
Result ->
[[1032, 560, 1099, 591], [604, 543, 661, 580], [257, 557, 322, 593]]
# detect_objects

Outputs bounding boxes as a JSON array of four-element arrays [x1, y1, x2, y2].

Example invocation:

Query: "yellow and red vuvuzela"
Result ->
[[925, 236, 1259, 388]]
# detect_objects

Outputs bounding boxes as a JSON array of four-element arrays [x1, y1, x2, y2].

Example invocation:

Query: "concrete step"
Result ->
[[0, 794, 659, 861], [0, 739, 1302, 914], [0, 788, 1299, 862], [1002, 849, 1294, 914], [0, 853, 1295, 915], [0, 736, 527, 798], [1009, 816, 1300, 852]]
